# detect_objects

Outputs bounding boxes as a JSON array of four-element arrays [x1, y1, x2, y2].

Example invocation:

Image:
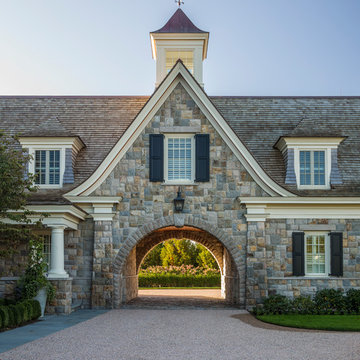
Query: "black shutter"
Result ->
[[330, 232, 343, 276], [195, 134, 210, 182], [292, 232, 305, 276], [149, 134, 164, 182]]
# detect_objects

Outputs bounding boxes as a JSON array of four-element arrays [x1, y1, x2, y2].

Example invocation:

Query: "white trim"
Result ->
[[65, 62, 295, 197], [64, 196, 122, 204], [164, 133, 195, 184], [239, 197, 360, 221], [294, 148, 330, 189], [304, 232, 330, 277]]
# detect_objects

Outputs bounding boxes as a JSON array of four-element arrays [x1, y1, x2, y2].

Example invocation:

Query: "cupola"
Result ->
[[150, 8, 209, 88]]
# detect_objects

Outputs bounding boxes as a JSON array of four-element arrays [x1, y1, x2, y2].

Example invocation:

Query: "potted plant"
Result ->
[[18, 236, 55, 317]]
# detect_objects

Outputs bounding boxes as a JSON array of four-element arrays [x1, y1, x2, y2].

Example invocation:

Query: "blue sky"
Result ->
[[0, 0, 359, 96]]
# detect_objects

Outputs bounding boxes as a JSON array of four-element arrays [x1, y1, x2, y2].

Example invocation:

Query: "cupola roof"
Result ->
[[152, 8, 207, 34]]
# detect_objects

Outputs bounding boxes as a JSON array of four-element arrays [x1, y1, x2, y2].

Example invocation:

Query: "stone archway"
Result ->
[[113, 215, 244, 308]]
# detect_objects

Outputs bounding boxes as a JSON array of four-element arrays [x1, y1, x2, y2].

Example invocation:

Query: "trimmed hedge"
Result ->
[[138, 273, 221, 288], [253, 288, 360, 316], [0, 299, 41, 330]]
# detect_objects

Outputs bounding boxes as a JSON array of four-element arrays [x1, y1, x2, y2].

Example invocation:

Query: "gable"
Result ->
[[65, 62, 294, 197]]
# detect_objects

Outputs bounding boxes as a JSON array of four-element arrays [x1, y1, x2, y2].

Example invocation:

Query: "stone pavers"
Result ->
[[1, 309, 359, 360], [0, 309, 107, 354]]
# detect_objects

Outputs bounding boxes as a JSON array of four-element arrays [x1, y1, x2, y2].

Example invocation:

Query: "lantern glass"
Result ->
[[173, 189, 185, 212]]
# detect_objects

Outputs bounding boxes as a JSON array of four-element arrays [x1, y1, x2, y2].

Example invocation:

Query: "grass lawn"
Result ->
[[139, 287, 221, 290], [256, 314, 360, 331]]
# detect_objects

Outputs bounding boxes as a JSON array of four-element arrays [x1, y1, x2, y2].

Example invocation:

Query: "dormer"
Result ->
[[150, 8, 209, 88]]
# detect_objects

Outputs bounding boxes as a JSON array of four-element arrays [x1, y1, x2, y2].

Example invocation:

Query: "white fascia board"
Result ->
[[239, 197, 360, 205], [64, 196, 122, 204], [65, 61, 294, 198], [276, 137, 345, 153], [150, 33, 209, 59], [240, 197, 360, 221], [19, 137, 85, 151], [26, 205, 87, 220]]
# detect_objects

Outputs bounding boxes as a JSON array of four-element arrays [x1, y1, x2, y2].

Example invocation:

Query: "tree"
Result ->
[[0, 131, 42, 267], [160, 239, 198, 266], [196, 244, 218, 269], [141, 242, 164, 268]]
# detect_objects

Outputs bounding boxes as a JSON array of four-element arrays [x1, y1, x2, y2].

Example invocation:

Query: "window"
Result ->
[[300, 150, 325, 186], [166, 51, 194, 74], [305, 233, 329, 276], [165, 135, 194, 183], [292, 232, 343, 277], [149, 134, 209, 183], [35, 150, 60, 185]]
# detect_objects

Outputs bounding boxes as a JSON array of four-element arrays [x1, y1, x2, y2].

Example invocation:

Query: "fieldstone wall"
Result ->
[[91, 220, 115, 309], [264, 218, 360, 299], [89, 83, 268, 307], [46, 278, 72, 315], [64, 219, 94, 308], [0, 277, 18, 299]]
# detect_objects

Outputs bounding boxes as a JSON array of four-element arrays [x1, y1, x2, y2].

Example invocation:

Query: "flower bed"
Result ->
[[0, 298, 41, 330], [139, 265, 221, 288]]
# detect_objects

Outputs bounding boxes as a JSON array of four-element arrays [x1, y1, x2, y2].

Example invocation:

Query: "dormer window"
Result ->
[[35, 150, 61, 185], [166, 50, 194, 74], [299, 150, 325, 186], [274, 137, 345, 190], [18, 136, 85, 189]]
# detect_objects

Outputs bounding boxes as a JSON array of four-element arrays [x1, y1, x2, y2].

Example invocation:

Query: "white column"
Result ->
[[47, 226, 69, 279]]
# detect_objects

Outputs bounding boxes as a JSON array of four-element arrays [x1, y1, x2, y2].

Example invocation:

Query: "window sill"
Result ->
[[297, 185, 330, 190], [36, 185, 62, 189], [162, 182, 199, 186], [268, 276, 340, 280]]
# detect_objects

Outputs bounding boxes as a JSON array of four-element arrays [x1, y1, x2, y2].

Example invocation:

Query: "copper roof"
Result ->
[[152, 9, 207, 34]]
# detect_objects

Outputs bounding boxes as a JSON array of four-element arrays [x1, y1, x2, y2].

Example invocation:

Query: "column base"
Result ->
[[47, 272, 69, 279]]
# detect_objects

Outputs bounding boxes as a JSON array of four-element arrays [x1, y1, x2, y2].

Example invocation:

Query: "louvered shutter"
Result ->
[[195, 134, 209, 182], [330, 232, 343, 276], [292, 232, 305, 276], [149, 134, 164, 182]]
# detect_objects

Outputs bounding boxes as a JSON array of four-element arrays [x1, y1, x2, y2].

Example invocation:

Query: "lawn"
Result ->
[[256, 314, 360, 331]]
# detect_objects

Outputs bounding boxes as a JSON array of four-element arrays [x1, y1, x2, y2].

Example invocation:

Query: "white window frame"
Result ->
[[164, 134, 195, 185], [305, 232, 330, 277], [28, 146, 65, 189], [294, 147, 331, 190], [34, 149, 62, 187]]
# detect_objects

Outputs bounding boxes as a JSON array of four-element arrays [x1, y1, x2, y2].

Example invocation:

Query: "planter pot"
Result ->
[[34, 287, 47, 317]]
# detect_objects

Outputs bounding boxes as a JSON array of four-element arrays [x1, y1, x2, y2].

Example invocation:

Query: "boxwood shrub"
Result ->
[[253, 288, 360, 316], [0, 299, 41, 330]]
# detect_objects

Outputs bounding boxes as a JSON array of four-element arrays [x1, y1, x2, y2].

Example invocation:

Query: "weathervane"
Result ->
[[175, 0, 184, 7]]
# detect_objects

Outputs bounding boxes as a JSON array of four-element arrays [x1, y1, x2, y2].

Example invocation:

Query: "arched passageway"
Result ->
[[113, 217, 242, 308]]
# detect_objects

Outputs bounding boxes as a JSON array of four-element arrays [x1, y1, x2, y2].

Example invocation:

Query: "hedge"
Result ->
[[0, 299, 41, 330], [253, 288, 360, 316], [138, 273, 221, 288]]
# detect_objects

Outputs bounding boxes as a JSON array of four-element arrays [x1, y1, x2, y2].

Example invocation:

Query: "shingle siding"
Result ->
[[63, 148, 74, 184], [284, 148, 296, 185], [330, 148, 342, 185]]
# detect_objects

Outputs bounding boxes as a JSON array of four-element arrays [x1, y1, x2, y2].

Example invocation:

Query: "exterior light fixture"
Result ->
[[173, 187, 185, 213]]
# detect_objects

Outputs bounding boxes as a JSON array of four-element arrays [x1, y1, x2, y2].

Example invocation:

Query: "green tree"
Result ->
[[141, 242, 164, 268], [196, 244, 218, 269], [0, 132, 42, 267], [160, 239, 198, 266]]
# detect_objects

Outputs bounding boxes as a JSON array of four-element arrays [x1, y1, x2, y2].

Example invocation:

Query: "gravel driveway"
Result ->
[[1, 309, 359, 360]]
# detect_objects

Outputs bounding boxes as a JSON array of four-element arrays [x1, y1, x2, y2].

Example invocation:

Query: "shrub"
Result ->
[[15, 303, 26, 324], [0, 306, 10, 328], [7, 305, 15, 327], [314, 289, 346, 314], [30, 300, 41, 320], [23, 300, 33, 321], [8, 305, 21, 326], [262, 294, 292, 315], [345, 289, 360, 314], [292, 296, 315, 314]]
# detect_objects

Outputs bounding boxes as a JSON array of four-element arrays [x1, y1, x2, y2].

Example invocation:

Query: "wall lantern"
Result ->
[[173, 187, 185, 213]]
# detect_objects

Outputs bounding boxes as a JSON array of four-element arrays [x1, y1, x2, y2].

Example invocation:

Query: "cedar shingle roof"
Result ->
[[1, 95, 360, 202], [211, 96, 360, 196], [152, 9, 207, 34]]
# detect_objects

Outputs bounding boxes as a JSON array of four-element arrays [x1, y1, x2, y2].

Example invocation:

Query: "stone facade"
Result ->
[[46, 278, 73, 315]]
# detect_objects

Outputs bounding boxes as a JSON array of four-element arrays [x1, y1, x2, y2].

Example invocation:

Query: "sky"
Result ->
[[0, 0, 359, 96]]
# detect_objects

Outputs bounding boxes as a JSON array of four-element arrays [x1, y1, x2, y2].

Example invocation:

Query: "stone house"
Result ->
[[1, 8, 360, 314]]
